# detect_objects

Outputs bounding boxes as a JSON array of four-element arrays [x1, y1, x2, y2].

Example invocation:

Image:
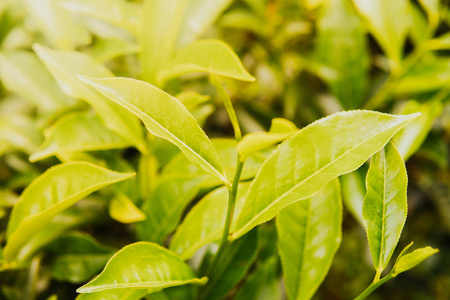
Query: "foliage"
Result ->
[[0, 0, 448, 299]]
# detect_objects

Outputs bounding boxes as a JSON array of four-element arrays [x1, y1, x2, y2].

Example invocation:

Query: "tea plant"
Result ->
[[0, 0, 447, 299]]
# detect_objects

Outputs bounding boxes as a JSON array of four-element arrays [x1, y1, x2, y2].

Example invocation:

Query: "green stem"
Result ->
[[209, 158, 245, 273], [354, 273, 393, 300]]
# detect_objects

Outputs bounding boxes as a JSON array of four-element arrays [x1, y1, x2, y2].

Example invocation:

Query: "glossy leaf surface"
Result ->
[[392, 246, 439, 277], [78, 76, 228, 185], [170, 184, 251, 260], [33, 44, 145, 152], [4, 162, 134, 262], [277, 179, 341, 300], [77, 242, 207, 293], [158, 40, 255, 83], [232, 111, 419, 239], [77, 289, 149, 300], [30, 112, 130, 162], [109, 194, 146, 224], [362, 142, 407, 273], [353, 0, 410, 67], [237, 118, 298, 159]]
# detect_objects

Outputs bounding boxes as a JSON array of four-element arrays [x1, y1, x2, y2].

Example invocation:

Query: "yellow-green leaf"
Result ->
[[4, 162, 134, 262], [33, 44, 146, 153], [277, 179, 342, 300], [78, 76, 229, 186], [392, 246, 439, 277], [30, 112, 131, 162], [109, 194, 146, 224], [77, 289, 150, 300], [90, 38, 140, 63], [158, 40, 255, 84], [232, 111, 419, 240], [77, 242, 207, 293], [237, 118, 298, 159], [362, 142, 407, 274]]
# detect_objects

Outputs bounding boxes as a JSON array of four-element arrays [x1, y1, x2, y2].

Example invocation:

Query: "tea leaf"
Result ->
[[0, 51, 75, 112], [0, 114, 42, 155], [353, 0, 410, 68], [140, 0, 189, 84], [90, 38, 140, 63], [78, 76, 229, 186], [30, 112, 131, 162], [175, 0, 233, 49], [232, 111, 419, 239], [23, 0, 91, 50], [316, 0, 369, 109], [362, 142, 407, 274], [77, 289, 149, 300], [393, 100, 443, 161], [237, 118, 298, 159], [418, 0, 440, 29], [77, 242, 207, 293], [341, 168, 366, 226], [392, 246, 439, 277], [200, 229, 258, 300], [109, 194, 146, 224], [60, 0, 140, 35], [33, 44, 146, 153], [277, 179, 342, 300], [4, 162, 134, 262], [158, 40, 255, 84], [170, 183, 251, 260]]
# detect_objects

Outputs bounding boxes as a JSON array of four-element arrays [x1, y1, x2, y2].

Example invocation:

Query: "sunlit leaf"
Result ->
[[60, 0, 140, 35], [158, 40, 255, 84], [33, 44, 146, 152], [77, 242, 207, 293], [237, 118, 298, 160], [23, 0, 90, 50], [140, 0, 189, 84], [0, 51, 75, 112], [30, 112, 131, 162], [392, 246, 439, 277], [353, 0, 410, 69], [232, 111, 419, 239], [47, 232, 115, 283], [175, 0, 233, 49], [418, 0, 440, 29], [90, 38, 140, 63], [277, 179, 342, 300], [393, 100, 443, 161], [78, 76, 228, 186], [316, 0, 369, 109], [340, 168, 366, 226], [362, 142, 407, 274], [0, 114, 42, 155], [77, 289, 149, 300], [4, 162, 134, 262], [170, 183, 251, 260], [109, 194, 146, 224]]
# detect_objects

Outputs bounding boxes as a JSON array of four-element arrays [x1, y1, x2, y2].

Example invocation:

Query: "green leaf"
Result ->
[[23, 0, 91, 50], [362, 142, 407, 274], [59, 0, 140, 35], [47, 232, 115, 283], [316, 0, 369, 109], [90, 38, 140, 63], [109, 194, 146, 224], [30, 112, 131, 162], [170, 183, 251, 260], [33, 44, 146, 153], [392, 246, 439, 277], [78, 76, 228, 186], [4, 162, 134, 262], [136, 176, 203, 244], [140, 0, 189, 84], [276, 179, 342, 300], [77, 289, 149, 300], [175, 0, 233, 49], [237, 118, 298, 159], [0, 114, 42, 155], [158, 40, 255, 84], [418, 0, 440, 29], [0, 51, 75, 112], [340, 168, 366, 226], [353, 0, 410, 69], [199, 229, 258, 300], [77, 242, 207, 293], [392, 100, 443, 161], [232, 111, 419, 239]]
